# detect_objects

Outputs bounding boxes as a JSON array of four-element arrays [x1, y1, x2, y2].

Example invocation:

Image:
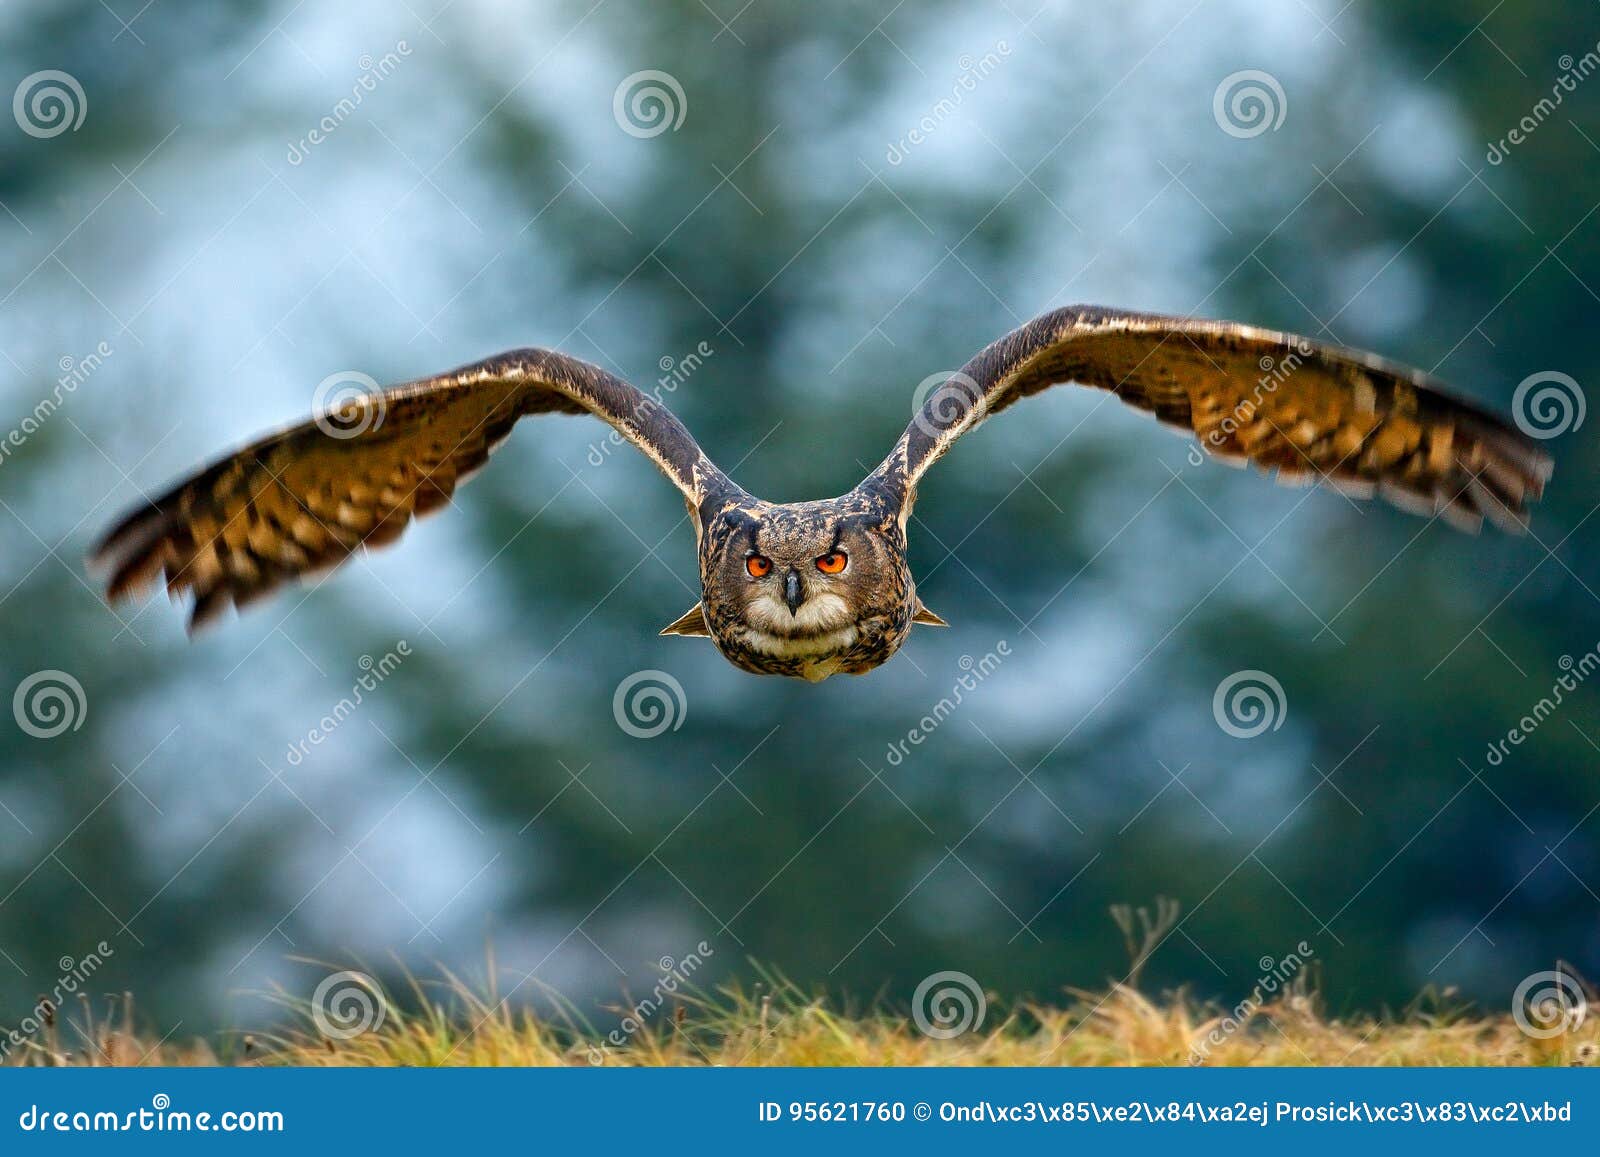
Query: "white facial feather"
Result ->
[[740, 624, 859, 660], [744, 590, 853, 638]]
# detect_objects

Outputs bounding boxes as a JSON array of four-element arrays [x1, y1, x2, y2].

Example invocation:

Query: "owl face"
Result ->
[[699, 499, 913, 678]]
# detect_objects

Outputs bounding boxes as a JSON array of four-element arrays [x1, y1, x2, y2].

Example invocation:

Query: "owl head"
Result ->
[[724, 500, 902, 630], [665, 496, 935, 678]]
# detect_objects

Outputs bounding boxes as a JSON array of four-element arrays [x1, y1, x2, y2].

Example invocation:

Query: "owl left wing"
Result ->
[[866, 305, 1552, 532], [91, 349, 725, 631]]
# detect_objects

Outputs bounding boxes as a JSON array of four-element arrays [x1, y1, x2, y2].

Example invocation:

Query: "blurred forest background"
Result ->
[[1, 0, 1596, 1041]]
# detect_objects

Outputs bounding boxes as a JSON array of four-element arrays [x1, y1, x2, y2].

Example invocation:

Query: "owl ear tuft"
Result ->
[[660, 602, 711, 637], [912, 598, 948, 627]]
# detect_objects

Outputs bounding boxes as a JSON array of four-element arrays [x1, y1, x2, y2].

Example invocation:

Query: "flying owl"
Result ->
[[92, 306, 1552, 681]]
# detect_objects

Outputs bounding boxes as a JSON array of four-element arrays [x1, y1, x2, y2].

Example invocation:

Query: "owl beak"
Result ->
[[784, 568, 804, 615]]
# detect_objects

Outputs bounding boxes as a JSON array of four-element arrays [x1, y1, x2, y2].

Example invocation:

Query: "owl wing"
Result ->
[[868, 305, 1552, 532], [91, 349, 725, 631]]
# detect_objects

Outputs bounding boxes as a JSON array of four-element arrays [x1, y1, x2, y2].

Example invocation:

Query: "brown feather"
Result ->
[[90, 349, 726, 630], [659, 602, 711, 637], [870, 305, 1552, 535]]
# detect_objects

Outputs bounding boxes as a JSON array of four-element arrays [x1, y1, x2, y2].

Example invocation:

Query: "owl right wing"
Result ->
[[867, 306, 1552, 533], [91, 349, 727, 631]]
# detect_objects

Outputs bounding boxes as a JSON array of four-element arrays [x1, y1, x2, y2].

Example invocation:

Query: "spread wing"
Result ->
[[91, 349, 725, 631], [868, 305, 1552, 532]]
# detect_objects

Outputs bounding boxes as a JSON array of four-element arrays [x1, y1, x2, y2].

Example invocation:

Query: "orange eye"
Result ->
[[745, 554, 772, 578], [815, 551, 848, 575]]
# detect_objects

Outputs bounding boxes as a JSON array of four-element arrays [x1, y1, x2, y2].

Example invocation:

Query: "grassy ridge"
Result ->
[[7, 973, 1597, 1067]]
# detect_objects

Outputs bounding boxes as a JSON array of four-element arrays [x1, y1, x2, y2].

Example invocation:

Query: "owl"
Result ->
[[92, 306, 1551, 681]]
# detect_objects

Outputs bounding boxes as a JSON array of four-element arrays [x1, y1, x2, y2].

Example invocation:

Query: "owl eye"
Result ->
[[745, 554, 772, 578], [815, 551, 848, 574]]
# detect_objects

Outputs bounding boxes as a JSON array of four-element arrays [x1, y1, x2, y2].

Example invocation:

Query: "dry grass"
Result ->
[[7, 969, 1598, 1068]]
